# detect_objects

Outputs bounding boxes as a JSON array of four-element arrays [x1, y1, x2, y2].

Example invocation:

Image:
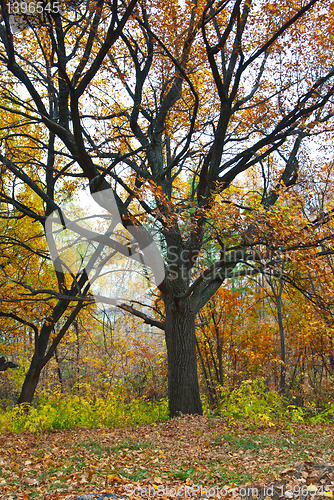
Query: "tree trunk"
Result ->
[[164, 297, 203, 417], [17, 305, 67, 404], [266, 271, 286, 394], [17, 321, 56, 405], [276, 288, 286, 394], [54, 348, 63, 389], [329, 330, 334, 373], [196, 338, 217, 407], [17, 300, 83, 404], [17, 365, 43, 405]]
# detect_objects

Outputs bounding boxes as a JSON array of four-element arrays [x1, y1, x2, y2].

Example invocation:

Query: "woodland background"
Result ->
[[0, 0, 334, 428]]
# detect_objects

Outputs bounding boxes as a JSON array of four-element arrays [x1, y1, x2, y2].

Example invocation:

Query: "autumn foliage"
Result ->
[[0, 0, 334, 418]]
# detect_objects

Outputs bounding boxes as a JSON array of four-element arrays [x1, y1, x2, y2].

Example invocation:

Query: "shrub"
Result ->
[[215, 378, 308, 425], [0, 386, 169, 432]]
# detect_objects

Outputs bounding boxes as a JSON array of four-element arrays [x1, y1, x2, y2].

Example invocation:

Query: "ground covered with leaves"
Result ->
[[0, 416, 333, 500]]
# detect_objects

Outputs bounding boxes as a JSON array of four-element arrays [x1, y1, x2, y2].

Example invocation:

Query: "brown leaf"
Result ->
[[24, 478, 39, 486]]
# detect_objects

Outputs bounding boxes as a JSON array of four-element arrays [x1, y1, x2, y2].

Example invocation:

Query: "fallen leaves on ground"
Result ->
[[0, 416, 333, 500]]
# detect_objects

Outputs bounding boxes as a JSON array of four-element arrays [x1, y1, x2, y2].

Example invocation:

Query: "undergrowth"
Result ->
[[206, 378, 334, 426], [0, 387, 169, 432], [1, 378, 333, 433]]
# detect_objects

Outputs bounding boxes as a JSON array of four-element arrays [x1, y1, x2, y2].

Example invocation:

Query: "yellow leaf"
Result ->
[[307, 485, 317, 493]]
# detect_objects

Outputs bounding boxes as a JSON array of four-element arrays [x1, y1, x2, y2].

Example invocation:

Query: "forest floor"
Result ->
[[0, 415, 333, 500]]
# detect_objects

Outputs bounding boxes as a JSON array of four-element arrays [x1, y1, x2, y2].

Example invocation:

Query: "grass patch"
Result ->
[[224, 434, 269, 450], [73, 438, 108, 455], [222, 433, 287, 451], [120, 470, 148, 481], [224, 470, 258, 485], [171, 467, 198, 481], [112, 439, 155, 451], [74, 437, 155, 456]]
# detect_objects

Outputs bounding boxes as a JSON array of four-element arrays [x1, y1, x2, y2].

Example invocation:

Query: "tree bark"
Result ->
[[164, 296, 203, 417], [17, 365, 43, 405], [17, 300, 84, 404], [54, 348, 63, 389], [277, 297, 286, 394]]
